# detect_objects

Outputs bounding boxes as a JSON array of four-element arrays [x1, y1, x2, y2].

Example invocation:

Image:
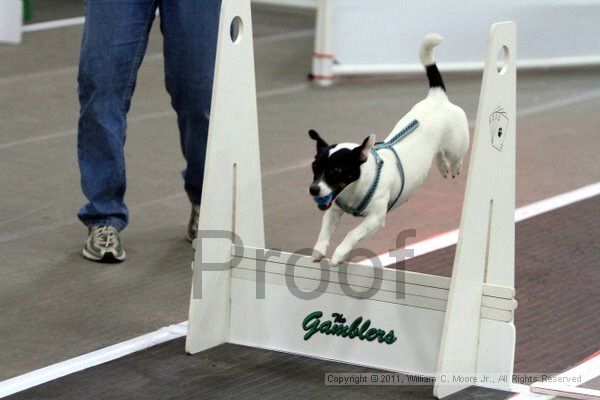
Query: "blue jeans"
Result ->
[[77, 0, 221, 231]]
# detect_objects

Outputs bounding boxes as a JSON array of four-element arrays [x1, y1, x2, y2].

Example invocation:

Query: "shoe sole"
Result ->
[[83, 247, 126, 263]]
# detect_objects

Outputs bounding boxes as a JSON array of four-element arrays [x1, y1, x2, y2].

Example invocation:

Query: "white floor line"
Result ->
[[0, 65, 78, 85], [531, 351, 600, 399], [0, 84, 307, 150], [3, 78, 600, 149], [0, 155, 309, 241], [1, 184, 597, 397], [360, 182, 600, 266], [263, 158, 312, 177], [253, 28, 313, 44], [22, 16, 86, 33], [257, 83, 309, 99], [0, 26, 312, 85], [517, 88, 600, 118], [20, 12, 315, 38], [0, 159, 311, 243], [531, 385, 599, 399], [0, 54, 165, 85], [0, 322, 188, 398], [0, 109, 171, 150], [514, 183, 600, 222], [21, 10, 159, 33], [510, 391, 556, 399], [0, 192, 186, 243], [508, 383, 555, 399], [0, 161, 308, 243]]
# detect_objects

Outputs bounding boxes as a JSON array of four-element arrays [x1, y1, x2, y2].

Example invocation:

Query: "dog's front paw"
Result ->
[[330, 247, 349, 267], [313, 250, 326, 262], [312, 243, 327, 262]]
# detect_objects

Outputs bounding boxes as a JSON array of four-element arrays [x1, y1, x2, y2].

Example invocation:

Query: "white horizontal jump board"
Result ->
[[229, 246, 516, 321], [232, 246, 515, 299], [232, 257, 516, 312], [232, 267, 513, 322]]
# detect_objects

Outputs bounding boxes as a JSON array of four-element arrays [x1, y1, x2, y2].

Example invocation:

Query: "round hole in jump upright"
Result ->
[[230, 16, 243, 44], [497, 45, 509, 75]]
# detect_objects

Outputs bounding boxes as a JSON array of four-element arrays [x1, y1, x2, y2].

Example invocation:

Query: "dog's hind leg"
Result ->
[[442, 111, 470, 179], [450, 159, 463, 179], [443, 137, 468, 179], [436, 151, 451, 178]]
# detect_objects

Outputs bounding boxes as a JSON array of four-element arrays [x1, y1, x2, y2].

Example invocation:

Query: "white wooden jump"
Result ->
[[186, 1, 517, 398], [0, 0, 23, 44]]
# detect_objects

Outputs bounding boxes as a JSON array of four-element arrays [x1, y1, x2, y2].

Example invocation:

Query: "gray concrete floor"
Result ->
[[1, 1, 599, 383]]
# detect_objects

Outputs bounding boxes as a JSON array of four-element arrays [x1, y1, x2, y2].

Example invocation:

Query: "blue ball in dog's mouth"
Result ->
[[314, 193, 333, 210]]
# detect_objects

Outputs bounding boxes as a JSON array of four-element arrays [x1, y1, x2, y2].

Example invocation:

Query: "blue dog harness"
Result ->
[[335, 119, 420, 216]]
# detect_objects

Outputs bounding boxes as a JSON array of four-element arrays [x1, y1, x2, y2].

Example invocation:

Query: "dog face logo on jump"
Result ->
[[489, 106, 509, 151], [302, 311, 397, 345], [308, 130, 374, 210]]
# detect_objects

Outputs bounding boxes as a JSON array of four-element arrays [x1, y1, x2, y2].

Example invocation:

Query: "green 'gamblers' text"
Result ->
[[302, 311, 397, 345]]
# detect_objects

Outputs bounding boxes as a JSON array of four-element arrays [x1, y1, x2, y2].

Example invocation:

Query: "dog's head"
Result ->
[[308, 129, 375, 210]]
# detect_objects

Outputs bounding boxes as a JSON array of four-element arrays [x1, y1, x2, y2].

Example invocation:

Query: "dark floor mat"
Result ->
[[405, 196, 600, 373], [7, 339, 513, 400]]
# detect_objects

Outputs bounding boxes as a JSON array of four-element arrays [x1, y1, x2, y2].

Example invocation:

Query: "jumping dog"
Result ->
[[309, 33, 470, 266]]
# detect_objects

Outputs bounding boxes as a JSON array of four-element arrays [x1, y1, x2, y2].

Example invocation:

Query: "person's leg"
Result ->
[[159, 0, 221, 207], [77, 0, 158, 231]]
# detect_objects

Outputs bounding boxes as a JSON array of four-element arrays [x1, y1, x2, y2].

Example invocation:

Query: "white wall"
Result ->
[[325, 0, 600, 74]]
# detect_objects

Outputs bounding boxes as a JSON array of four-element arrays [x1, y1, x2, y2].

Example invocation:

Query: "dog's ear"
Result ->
[[355, 134, 376, 163], [309, 129, 329, 152]]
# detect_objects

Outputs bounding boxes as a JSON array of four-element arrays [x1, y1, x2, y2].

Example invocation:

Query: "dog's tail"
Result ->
[[419, 33, 446, 92]]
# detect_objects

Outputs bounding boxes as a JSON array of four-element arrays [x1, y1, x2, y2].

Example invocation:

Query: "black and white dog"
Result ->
[[309, 33, 469, 266]]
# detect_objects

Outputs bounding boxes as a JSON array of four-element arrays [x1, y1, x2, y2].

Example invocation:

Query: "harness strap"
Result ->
[[335, 150, 384, 216], [382, 146, 405, 211], [335, 119, 419, 216]]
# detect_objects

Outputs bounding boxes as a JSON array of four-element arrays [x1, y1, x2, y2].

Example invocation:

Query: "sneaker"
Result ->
[[83, 226, 126, 263], [187, 204, 200, 242]]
